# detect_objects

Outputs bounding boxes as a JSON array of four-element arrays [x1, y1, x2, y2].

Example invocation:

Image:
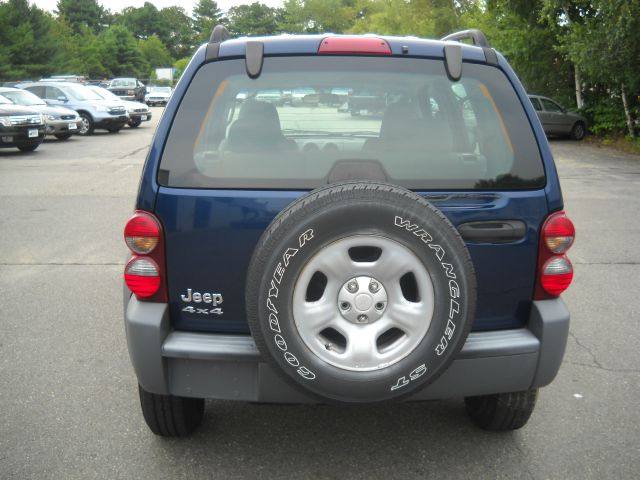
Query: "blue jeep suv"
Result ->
[[123, 27, 575, 436]]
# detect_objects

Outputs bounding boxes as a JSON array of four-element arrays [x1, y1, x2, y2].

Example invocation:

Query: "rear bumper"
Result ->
[[128, 112, 152, 122], [111, 94, 136, 101], [94, 115, 128, 128], [0, 125, 46, 146], [124, 297, 569, 402], [45, 119, 78, 135]]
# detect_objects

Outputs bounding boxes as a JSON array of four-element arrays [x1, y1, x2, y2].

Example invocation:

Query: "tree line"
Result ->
[[1, 0, 638, 137]]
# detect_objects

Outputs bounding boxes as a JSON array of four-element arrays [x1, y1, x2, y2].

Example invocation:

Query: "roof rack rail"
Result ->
[[441, 29, 490, 48], [209, 24, 230, 44], [206, 24, 230, 61]]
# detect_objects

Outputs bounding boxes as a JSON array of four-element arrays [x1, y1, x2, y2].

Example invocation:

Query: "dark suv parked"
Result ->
[[0, 87, 80, 140], [0, 95, 45, 152], [108, 78, 146, 103], [123, 27, 575, 437]]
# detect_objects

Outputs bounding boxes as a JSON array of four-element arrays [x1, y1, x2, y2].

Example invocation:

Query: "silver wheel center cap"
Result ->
[[355, 294, 373, 311], [338, 276, 388, 324]]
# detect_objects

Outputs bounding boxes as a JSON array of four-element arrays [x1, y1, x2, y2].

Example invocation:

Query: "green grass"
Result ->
[[586, 135, 640, 156]]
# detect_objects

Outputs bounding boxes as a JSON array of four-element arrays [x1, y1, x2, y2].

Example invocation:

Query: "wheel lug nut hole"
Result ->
[[375, 302, 385, 310], [340, 302, 350, 310]]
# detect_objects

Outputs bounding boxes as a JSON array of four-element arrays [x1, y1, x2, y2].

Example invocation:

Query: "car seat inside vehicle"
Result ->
[[223, 100, 296, 152]]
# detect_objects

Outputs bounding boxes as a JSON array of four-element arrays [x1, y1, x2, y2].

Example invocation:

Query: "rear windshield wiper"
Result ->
[[283, 129, 379, 137]]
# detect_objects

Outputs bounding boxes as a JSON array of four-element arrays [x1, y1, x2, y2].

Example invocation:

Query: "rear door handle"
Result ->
[[457, 220, 526, 243]]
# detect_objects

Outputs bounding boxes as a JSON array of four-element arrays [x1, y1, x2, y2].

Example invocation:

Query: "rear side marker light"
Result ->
[[124, 257, 161, 297], [124, 211, 160, 254]]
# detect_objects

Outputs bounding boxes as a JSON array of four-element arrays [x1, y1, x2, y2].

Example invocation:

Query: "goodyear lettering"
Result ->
[[266, 229, 316, 381]]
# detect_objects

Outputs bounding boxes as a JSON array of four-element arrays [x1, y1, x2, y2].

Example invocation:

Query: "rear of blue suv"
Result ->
[[123, 28, 575, 436]]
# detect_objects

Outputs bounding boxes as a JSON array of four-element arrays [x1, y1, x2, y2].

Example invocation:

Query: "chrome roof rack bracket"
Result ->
[[441, 29, 490, 47], [205, 25, 230, 61], [441, 29, 499, 67]]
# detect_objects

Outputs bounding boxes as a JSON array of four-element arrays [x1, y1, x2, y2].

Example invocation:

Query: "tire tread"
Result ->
[[465, 389, 538, 431], [138, 385, 204, 437]]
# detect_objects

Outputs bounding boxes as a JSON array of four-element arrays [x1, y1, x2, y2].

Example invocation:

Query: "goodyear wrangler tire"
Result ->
[[246, 182, 476, 403]]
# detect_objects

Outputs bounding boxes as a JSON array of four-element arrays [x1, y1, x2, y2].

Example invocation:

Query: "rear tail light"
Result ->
[[535, 211, 576, 299], [123, 210, 167, 302], [540, 257, 574, 296], [543, 212, 575, 253], [124, 211, 160, 254], [124, 257, 161, 297]]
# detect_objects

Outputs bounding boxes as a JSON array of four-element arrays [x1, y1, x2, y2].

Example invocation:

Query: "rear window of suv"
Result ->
[[159, 56, 544, 190]]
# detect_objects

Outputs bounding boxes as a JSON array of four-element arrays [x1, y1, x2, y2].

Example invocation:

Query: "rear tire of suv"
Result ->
[[246, 181, 476, 404], [138, 385, 204, 437], [78, 113, 94, 136], [464, 389, 538, 431], [128, 118, 142, 128], [571, 122, 586, 141], [54, 133, 72, 140]]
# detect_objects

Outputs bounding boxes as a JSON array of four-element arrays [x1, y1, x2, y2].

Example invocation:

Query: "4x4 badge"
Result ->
[[181, 288, 224, 315]]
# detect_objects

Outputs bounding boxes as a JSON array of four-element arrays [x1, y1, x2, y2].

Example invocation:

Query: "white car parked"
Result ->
[[146, 86, 172, 107]]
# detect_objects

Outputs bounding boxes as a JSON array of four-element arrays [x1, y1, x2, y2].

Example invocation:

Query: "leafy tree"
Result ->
[[139, 35, 173, 69], [465, 0, 574, 106], [0, 0, 61, 80], [280, 0, 357, 33], [351, 0, 458, 38], [56, 0, 106, 34], [541, 1, 598, 108], [99, 25, 149, 77], [116, 2, 168, 41], [159, 6, 195, 59], [560, 0, 640, 136], [174, 57, 191, 80], [226, 2, 280, 36], [193, 0, 224, 43]]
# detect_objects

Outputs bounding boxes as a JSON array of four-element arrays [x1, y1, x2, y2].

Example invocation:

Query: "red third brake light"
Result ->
[[124, 210, 167, 302], [535, 211, 576, 299], [318, 37, 392, 55]]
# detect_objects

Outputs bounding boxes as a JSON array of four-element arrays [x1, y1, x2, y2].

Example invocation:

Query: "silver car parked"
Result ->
[[529, 94, 588, 140], [0, 87, 80, 140], [18, 81, 129, 135], [85, 85, 152, 128]]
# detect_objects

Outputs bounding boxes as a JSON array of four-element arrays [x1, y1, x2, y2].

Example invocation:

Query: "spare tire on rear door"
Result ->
[[246, 182, 476, 403]]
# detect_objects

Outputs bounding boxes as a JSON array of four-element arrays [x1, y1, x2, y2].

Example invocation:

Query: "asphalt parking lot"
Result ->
[[1, 111, 639, 479]]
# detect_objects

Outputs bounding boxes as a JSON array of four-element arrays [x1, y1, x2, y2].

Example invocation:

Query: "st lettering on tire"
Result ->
[[246, 182, 477, 403]]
